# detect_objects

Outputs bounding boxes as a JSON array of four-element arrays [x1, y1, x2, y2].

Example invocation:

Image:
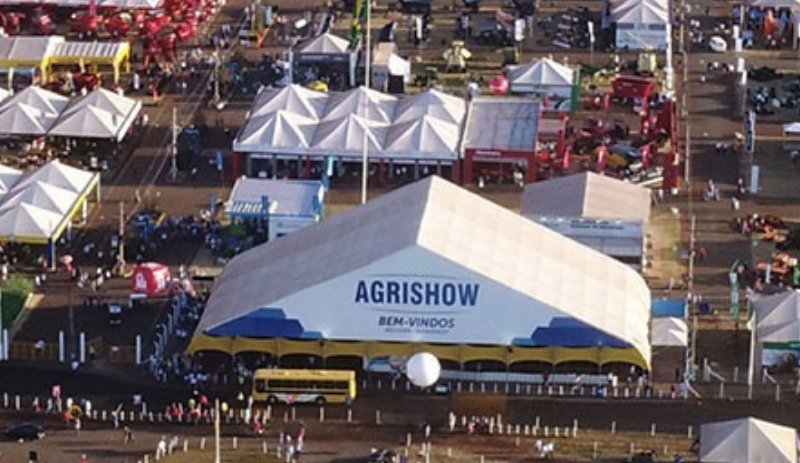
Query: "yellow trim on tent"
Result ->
[[46, 42, 131, 84], [599, 347, 649, 369], [508, 347, 553, 364], [187, 334, 650, 370]]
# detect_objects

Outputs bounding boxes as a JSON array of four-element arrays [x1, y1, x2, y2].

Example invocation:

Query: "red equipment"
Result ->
[[32, 10, 57, 35], [104, 13, 133, 37], [0, 11, 24, 35], [610, 74, 655, 101], [131, 262, 171, 297]]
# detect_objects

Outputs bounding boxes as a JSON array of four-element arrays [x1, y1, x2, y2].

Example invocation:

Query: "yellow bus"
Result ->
[[252, 368, 357, 405]]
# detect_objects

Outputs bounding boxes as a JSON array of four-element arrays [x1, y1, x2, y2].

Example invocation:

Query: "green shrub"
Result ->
[[1, 277, 33, 329]]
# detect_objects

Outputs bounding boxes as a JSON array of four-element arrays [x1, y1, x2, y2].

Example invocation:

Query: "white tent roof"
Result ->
[[234, 86, 467, 161], [293, 32, 351, 54], [0, 87, 9, 104], [0, 36, 64, 62], [0, 180, 78, 215], [0, 86, 69, 118], [753, 290, 800, 342], [393, 89, 466, 125], [226, 177, 322, 217], [61, 87, 140, 119], [323, 86, 397, 123], [0, 102, 60, 136], [650, 317, 687, 347], [50, 89, 141, 141], [236, 111, 317, 152], [312, 114, 388, 153], [507, 58, 576, 87], [198, 176, 651, 362], [13, 160, 95, 195], [385, 116, 460, 157], [462, 96, 540, 151], [0, 164, 22, 198], [0, 203, 64, 240], [700, 417, 797, 463], [612, 0, 670, 23], [250, 85, 328, 120], [521, 172, 651, 223]]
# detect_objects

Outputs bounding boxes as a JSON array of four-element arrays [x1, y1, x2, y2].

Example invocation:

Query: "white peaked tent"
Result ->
[[0, 86, 69, 116], [650, 317, 687, 346], [60, 87, 140, 120], [611, 0, 671, 51], [507, 58, 578, 110], [0, 103, 59, 136], [700, 417, 797, 463], [291, 33, 357, 88], [13, 160, 96, 194], [235, 111, 317, 153], [249, 85, 328, 120], [385, 116, 460, 159], [312, 114, 387, 154], [294, 32, 351, 54], [393, 89, 466, 125], [50, 88, 141, 141], [0, 181, 78, 215], [753, 290, 800, 342], [0, 203, 65, 240], [0, 164, 22, 199], [323, 86, 397, 123]]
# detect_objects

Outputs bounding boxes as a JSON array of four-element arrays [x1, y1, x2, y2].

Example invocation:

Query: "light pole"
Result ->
[[360, 0, 372, 205], [170, 107, 179, 181]]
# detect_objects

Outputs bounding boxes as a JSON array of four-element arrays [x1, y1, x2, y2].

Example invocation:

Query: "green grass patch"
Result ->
[[1, 276, 33, 329]]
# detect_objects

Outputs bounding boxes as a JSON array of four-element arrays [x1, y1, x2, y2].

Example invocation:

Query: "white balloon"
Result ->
[[406, 352, 441, 388]]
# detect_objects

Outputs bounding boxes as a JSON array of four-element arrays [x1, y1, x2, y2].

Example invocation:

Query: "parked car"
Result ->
[[5, 423, 45, 441]]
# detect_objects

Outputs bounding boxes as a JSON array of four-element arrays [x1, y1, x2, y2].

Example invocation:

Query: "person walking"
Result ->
[[124, 425, 134, 444]]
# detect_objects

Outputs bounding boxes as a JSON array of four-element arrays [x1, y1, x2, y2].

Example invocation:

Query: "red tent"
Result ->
[[132, 262, 171, 296]]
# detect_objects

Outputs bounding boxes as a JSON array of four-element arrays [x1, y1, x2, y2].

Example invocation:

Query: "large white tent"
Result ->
[[234, 85, 466, 163], [521, 172, 651, 267], [189, 176, 652, 368], [507, 58, 579, 110], [700, 417, 797, 463]]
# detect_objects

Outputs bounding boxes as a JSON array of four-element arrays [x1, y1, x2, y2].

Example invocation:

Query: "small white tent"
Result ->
[[290, 33, 357, 88], [507, 58, 578, 110], [612, 0, 671, 51], [650, 317, 688, 347], [700, 417, 797, 463]]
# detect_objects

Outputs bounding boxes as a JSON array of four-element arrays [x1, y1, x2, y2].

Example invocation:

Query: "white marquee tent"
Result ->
[[507, 58, 579, 110], [234, 85, 466, 162], [293, 32, 351, 54], [191, 176, 652, 367], [700, 417, 797, 463]]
